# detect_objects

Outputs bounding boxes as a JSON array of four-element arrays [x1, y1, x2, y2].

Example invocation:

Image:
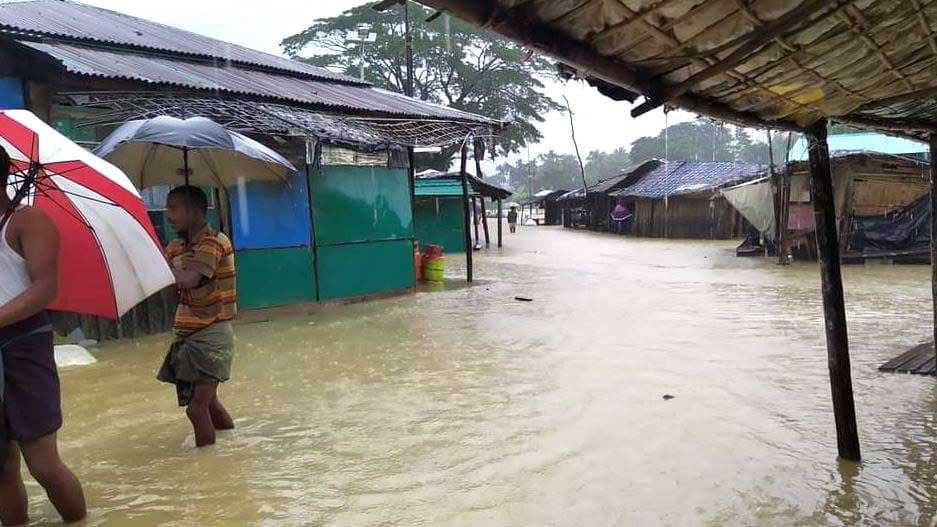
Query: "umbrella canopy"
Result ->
[[504, 202, 521, 209], [0, 110, 174, 319], [93, 116, 295, 189]]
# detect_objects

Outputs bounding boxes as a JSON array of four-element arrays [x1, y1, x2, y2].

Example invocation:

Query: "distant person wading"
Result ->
[[508, 206, 519, 233], [157, 186, 237, 448]]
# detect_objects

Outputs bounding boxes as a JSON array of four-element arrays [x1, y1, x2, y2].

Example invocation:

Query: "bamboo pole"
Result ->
[[807, 120, 860, 462], [460, 142, 473, 282]]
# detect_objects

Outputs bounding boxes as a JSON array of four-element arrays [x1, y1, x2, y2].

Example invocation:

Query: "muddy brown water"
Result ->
[[34, 225, 937, 526]]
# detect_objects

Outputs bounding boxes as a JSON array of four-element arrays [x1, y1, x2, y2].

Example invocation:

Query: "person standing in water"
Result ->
[[507, 206, 519, 234], [158, 186, 237, 447], [0, 146, 87, 525]]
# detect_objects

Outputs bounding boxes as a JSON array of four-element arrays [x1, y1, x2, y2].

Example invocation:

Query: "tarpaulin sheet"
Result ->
[[850, 194, 931, 255], [722, 177, 776, 239]]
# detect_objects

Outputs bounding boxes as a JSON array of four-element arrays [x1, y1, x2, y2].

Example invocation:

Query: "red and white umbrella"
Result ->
[[0, 110, 174, 319]]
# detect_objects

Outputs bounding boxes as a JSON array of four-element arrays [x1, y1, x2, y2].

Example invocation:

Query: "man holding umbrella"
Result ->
[[158, 186, 237, 448], [0, 146, 86, 525]]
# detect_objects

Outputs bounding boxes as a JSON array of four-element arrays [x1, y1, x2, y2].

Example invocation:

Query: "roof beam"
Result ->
[[413, 0, 803, 132], [841, 5, 915, 92], [630, 0, 850, 118]]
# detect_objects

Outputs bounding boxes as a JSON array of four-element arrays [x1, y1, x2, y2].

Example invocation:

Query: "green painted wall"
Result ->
[[235, 247, 316, 310], [311, 165, 413, 244], [316, 240, 414, 300], [310, 165, 416, 300], [413, 197, 465, 253]]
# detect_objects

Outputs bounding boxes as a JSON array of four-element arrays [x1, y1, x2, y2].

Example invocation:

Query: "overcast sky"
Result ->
[[82, 0, 695, 168]]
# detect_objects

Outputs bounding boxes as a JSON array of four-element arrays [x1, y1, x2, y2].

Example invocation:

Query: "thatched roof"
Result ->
[[412, 1, 937, 139]]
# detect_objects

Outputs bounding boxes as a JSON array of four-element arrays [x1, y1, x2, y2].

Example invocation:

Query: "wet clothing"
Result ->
[[507, 210, 518, 225], [0, 312, 60, 442], [165, 224, 237, 336], [0, 207, 30, 306], [157, 321, 235, 406]]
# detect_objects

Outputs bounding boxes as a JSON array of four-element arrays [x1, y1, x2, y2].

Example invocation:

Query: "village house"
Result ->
[[0, 0, 499, 338]]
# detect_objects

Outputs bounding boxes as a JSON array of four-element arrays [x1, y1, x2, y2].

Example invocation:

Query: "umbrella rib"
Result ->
[[34, 177, 119, 208], [32, 184, 96, 230], [197, 149, 228, 189]]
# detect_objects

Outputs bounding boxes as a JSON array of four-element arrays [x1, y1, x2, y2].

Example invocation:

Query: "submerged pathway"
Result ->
[[48, 225, 937, 526]]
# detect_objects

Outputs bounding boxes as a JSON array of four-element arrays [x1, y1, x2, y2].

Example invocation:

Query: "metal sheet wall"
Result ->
[[310, 165, 415, 300], [311, 165, 413, 245], [230, 169, 312, 250], [316, 240, 414, 301], [413, 196, 465, 253], [0, 77, 23, 109], [235, 247, 316, 310]]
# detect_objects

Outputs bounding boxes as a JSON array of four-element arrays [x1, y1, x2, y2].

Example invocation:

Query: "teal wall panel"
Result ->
[[235, 247, 316, 310], [310, 165, 414, 245], [316, 240, 414, 301], [413, 197, 465, 253]]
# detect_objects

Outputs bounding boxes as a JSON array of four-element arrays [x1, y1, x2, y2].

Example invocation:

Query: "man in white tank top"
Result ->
[[0, 146, 86, 524]]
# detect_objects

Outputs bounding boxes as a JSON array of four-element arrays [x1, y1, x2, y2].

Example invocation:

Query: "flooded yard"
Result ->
[[48, 225, 937, 526]]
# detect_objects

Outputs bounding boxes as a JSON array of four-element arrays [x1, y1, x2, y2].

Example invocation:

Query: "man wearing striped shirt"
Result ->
[[157, 186, 237, 447]]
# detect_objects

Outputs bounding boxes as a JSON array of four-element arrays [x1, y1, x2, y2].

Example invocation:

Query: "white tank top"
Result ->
[[0, 209, 30, 306]]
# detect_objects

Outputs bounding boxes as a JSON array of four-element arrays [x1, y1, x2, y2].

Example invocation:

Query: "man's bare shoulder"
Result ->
[[9, 205, 58, 238]]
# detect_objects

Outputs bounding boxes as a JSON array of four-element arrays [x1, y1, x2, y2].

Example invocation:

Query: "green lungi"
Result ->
[[157, 322, 234, 406]]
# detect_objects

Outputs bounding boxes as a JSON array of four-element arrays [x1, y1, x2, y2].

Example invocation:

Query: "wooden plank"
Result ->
[[900, 348, 933, 374], [879, 343, 929, 371], [913, 357, 936, 375]]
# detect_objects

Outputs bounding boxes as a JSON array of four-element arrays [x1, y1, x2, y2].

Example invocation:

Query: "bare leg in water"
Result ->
[[209, 394, 234, 431], [0, 434, 86, 525], [187, 383, 235, 447]]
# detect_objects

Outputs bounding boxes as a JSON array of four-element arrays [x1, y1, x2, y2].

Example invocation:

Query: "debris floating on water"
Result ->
[[514, 296, 533, 302], [662, 394, 675, 400]]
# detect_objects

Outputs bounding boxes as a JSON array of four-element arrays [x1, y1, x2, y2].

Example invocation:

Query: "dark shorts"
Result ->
[[0, 312, 61, 443]]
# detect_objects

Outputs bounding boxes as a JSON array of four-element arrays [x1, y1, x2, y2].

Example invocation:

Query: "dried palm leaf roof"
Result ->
[[412, 0, 937, 139]]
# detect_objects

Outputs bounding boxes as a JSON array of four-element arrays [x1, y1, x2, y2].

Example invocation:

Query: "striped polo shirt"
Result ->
[[166, 224, 237, 336]]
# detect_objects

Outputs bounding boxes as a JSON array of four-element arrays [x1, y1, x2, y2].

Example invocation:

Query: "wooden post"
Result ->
[[497, 198, 503, 248], [459, 143, 473, 282], [473, 145, 491, 247], [931, 134, 937, 357], [806, 120, 860, 462]]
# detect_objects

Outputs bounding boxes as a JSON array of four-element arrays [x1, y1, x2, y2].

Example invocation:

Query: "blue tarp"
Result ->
[[850, 194, 930, 254]]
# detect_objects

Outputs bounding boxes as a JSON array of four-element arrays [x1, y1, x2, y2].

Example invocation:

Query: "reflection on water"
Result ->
[[39, 225, 937, 526]]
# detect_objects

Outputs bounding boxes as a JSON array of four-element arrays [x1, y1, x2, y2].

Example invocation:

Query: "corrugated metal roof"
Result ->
[[415, 178, 466, 197], [0, 0, 363, 85], [420, 172, 513, 199], [612, 161, 766, 199], [789, 132, 928, 161], [20, 40, 497, 123]]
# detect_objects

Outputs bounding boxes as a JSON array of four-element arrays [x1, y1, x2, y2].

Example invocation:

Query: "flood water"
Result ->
[[40, 225, 937, 526]]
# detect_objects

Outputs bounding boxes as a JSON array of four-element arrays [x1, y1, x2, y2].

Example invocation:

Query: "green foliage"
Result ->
[[495, 148, 631, 197], [281, 3, 562, 169], [629, 118, 791, 166]]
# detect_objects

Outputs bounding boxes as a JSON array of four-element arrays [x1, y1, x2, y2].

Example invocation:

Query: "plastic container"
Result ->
[[413, 241, 423, 282], [422, 244, 445, 282]]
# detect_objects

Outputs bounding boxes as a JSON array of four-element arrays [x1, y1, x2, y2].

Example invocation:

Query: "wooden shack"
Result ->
[[611, 161, 765, 239], [778, 153, 930, 262]]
